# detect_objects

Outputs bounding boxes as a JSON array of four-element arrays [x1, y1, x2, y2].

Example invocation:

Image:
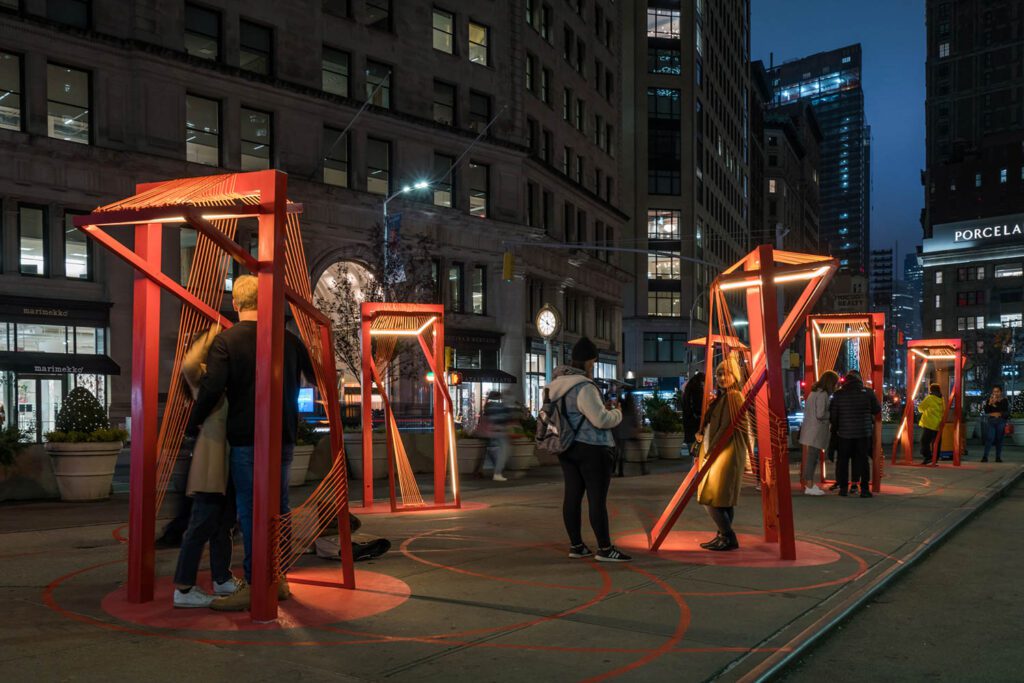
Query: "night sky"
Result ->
[[751, 0, 926, 275]]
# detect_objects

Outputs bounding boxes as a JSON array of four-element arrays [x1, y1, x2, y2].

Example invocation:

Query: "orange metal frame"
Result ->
[[359, 302, 461, 512], [73, 170, 354, 622], [649, 245, 837, 560], [892, 339, 965, 467], [802, 313, 886, 492]]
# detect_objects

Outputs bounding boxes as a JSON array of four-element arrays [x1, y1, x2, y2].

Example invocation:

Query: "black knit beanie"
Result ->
[[571, 336, 599, 363]]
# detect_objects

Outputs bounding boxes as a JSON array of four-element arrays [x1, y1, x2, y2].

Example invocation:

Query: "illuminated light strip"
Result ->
[[923, 354, 958, 360], [896, 360, 932, 442], [369, 316, 438, 337], [719, 265, 831, 291], [811, 325, 820, 381], [816, 331, 872, 338], [445, 405, 459, 500]]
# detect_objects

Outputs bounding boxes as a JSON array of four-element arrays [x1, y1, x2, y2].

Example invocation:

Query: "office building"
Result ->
[[870, 248, 894, 310], [0, 0, 629, 470], [920, 0, 1024, 389], [622, 0, 752, 388], [766, 44, 871, 274]]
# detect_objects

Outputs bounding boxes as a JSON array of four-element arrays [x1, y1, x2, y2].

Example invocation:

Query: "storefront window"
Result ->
[[16, 324, 69, 353], [525, 352, 546, 415], [0, 322, 9, 351], [17, 376, 64, 443], [75, 326, 102, 354]]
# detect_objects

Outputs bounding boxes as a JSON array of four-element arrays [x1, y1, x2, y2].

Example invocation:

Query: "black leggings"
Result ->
[[558, 442, 614, 548], [921, 427, 938, 462], [706, 506, 734, 535]]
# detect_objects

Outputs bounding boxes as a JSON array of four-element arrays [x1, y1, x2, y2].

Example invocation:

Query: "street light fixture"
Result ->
[[382, 180, 431, 284]]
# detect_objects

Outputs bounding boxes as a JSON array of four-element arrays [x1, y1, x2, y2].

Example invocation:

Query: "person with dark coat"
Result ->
[[981, 385, 1009, 463], [612, 388, 640, 476], [680, 371, 705, 448], [829, 370, 881, 498]]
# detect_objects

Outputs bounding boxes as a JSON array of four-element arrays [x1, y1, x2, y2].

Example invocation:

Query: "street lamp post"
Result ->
[[381, 181, 430, 287]]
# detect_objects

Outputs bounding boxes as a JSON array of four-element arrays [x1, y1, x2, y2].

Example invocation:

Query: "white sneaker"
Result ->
[[492, 473, 508, 482], [213, 576, 243, 596], [173, 586, 216, 608], [804, 485, 826, 496]]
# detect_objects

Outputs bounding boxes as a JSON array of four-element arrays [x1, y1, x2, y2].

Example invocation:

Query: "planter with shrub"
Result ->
[[44, 388, 126, 502], [644, 395, 685, 460]]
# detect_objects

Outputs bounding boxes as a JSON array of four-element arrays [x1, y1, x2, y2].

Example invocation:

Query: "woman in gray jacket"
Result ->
[[798, 371, 839, 496], [545, 337, 630, 562]]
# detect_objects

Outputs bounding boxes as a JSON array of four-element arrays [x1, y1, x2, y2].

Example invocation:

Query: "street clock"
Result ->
[[536, 304, 561, 340]]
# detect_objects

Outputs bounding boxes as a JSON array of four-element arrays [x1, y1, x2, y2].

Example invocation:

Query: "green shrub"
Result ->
[[0, 426, 30, 468], [295, 419, 324, 446], [46, 388, 127, 443], [649, 404, 683, 433]]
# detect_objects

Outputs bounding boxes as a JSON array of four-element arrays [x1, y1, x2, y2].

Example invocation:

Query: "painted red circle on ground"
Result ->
[[877, 483, 915, 495], [100, 567, 410, 631], [349, 500, 490, 515], [615, 531, 841, 568]]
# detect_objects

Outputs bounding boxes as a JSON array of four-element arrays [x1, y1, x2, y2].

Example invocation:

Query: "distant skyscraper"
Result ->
[[870, 249, 894, 310], [766, 45, 871, 274]]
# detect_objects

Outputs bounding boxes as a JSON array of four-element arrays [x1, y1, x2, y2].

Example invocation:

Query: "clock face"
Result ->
[[537, 310, 558, 338]]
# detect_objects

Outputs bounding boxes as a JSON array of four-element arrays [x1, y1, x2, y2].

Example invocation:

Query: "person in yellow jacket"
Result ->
[[696, 355, 751, 552], [918, 384, 944, 465]]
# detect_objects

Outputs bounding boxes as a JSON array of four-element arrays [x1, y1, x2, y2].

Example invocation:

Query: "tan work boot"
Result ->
[[209, 584, 250, 612]]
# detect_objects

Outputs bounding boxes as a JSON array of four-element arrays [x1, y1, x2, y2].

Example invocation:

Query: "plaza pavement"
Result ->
[[1, 446, 1021, 683]]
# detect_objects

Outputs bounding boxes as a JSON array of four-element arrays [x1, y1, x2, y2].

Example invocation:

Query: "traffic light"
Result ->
[[444, 346, 454, 371], [503, 251, 514, 282], [447, 370, 463, 386]]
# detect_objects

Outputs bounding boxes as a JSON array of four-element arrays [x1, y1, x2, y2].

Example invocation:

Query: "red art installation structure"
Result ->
[[359, 302, 460, 511], [803, 313, 886, 492], [649, 245, 837, 560], [892, 339, 965, 466], [73, 170, 354, 622]]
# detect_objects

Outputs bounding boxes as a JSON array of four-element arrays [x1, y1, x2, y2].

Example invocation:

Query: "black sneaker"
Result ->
[[568, 544, 593, 559], [859, 490, 873, 498], [849, 485, 859, 495], [838, 489, 848, 497], [353, 538, 391, 562], [596, 546, 632, 563]]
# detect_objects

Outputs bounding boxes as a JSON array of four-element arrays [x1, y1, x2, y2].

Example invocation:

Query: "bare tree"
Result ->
[[315, 222, 437, 384]]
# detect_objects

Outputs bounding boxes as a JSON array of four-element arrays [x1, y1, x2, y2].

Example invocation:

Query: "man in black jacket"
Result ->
[[187, 274, 314, 610], [829, 370, 881, 498], [680, 371, 705, 450]]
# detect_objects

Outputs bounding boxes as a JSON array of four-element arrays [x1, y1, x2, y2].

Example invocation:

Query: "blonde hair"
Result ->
[[232, 274, 258, 311]]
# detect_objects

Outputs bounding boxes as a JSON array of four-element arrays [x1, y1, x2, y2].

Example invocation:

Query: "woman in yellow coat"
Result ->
[[696, 357, 751, 551]]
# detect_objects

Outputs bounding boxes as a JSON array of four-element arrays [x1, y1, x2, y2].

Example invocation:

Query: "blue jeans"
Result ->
[[484, 435, 509, 475], [983, 418, 1007, 460], [230, 444, 293, 583]]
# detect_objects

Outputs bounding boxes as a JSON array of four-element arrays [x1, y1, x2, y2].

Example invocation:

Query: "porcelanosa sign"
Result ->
[[924, 213, 1024, 253]]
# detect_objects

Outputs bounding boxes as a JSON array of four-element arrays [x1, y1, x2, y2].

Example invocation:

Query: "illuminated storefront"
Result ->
[[0, 297, 118, 442]]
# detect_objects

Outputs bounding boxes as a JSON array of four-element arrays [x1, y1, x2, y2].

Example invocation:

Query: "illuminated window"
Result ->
[[1000, 313, 1022, 328], [0, 52, 22, 132], [647, 209, 680, 240], [432, 153, 454, 207], [648, 254, 680, 280], [648, 291, 681, 317], [447, 262, 463, 312], [322, 47, 349, 96], [471, 266, 486, 314], [975, 172, 982, 187], [47, 64, 89, 144], [1000, 168, 1008, 184], [469, 22, 489, 66], [934, 294, 941, 308], [934, 319, 942, 332], [240, 107, 271, 170], [185, 4, 220, 61], [366, 137, 390, 195], [64, 211, 90, 280], [239, 20, 272, 75], [322, 126, 348, 187], [769, 179, 777, 193], [432, 9, 455, 54], [19, 205, 47, 276], [935, 270, 943, 284], [938, 42, 949, 58], [995, 264, 1023, 278], [646, 7, 679, 38], [186, 95, 219, 166], [468, 162, 488, 217], [366, 61, 391, 108]]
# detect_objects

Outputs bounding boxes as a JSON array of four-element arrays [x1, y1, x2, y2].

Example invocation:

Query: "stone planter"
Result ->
[[289, 444, 315, 486], [504, 438, 537, 477], [623, 432, 654, 463], [343, 433, 389, 480], [653, 432, 686, 460], [880, 423, 898, 450], [1012, 418, 1024, 447], [45, 441, 122, 502], [456, 437, 487, 474]]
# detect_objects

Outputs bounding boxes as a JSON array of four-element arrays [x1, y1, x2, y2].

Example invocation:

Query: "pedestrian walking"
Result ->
[[612, 387, 640, 476], [829, 370, 881, 498], [546, 337, 630, 562], [187, 275, 315, 611], [918, 384, 944, 465], [172, 326, 242, 608], [799, 371, 839, 496], [696, 356, 751, 551], [479, 391, 512, 481], [981, 385, 1009, 463], [680, 371, 705, 455]]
